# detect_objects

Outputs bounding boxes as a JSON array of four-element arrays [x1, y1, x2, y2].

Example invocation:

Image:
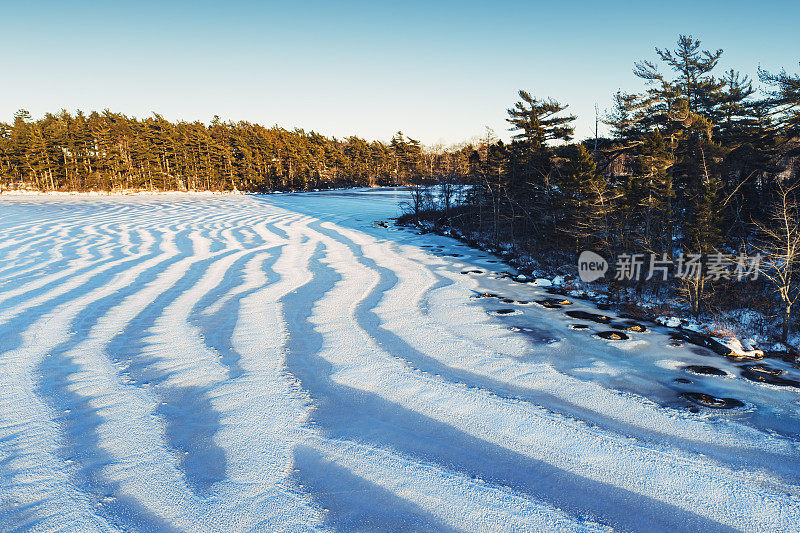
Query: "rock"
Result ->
[[545, 287, 570, 296], [532, 278, 552, 287], [470, 292, 506, 300], [656, 316, 682, 328], [537, 297, 569, 307], [670, 330, 746, 358], [516, 274, 528, 281], [722, 337, 764, 359], [741, 338, 758, 351]]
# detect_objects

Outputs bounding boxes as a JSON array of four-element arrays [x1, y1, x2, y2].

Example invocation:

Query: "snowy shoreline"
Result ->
[[399, 218, 800, 365]]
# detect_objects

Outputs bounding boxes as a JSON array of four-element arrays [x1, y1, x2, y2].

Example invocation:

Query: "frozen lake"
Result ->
[[1, 189, 799, 532]]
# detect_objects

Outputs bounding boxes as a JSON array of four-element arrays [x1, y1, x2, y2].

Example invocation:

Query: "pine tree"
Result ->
[[715, 69, 756, 145], [759, 63, 800, 142], [507, 90, 575, 151], [559, 144, 602, 252], [505, 90, 575, 247], [605, 90, 657, 146], [649, 35, 723, 114], [632, 130, 675, 254]]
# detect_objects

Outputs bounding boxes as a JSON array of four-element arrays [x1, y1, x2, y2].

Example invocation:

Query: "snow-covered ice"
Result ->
[[1, 188, 799, 532]]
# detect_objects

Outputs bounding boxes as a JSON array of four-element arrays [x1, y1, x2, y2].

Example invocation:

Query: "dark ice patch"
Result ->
[[684, 365, 728, 376], [740, 363, 782, 376], [681, 392, 744, 409], [740, 369, 800, 388], [565, 310, 612, 324], [596, 331, 630, 341], [535, 300, 562, 309]]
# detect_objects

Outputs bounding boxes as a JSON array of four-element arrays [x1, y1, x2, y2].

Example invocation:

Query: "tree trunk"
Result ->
[[783, 303, 791, 344]]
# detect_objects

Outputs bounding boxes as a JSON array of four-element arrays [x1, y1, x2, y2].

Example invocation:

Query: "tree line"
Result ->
[[0, 111, 470, 192], [412, 35, 799, 340]]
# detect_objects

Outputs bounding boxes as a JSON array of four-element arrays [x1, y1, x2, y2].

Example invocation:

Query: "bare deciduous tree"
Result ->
[[756, 181, 800, 343]]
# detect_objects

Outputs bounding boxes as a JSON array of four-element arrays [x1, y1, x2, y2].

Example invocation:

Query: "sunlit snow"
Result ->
[[1, 189, 798, 532]]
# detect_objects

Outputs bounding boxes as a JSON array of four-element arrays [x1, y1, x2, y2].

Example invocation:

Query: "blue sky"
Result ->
[[1, 0, 798, 145]]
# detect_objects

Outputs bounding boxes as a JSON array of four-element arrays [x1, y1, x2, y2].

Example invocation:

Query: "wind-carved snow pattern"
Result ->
[[0, 189, 799, 532]]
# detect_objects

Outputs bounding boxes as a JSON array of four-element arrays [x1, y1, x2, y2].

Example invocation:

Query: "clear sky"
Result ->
[[1, 0, 798, 146]]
